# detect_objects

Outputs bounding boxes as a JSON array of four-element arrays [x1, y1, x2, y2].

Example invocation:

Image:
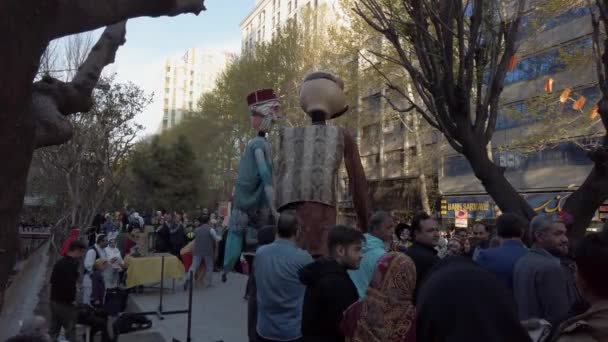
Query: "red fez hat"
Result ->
[[247, 88, 278, 106]]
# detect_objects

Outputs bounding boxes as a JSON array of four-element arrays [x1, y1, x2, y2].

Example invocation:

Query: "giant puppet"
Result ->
[[222, 89, 280, 282], [275, 72, 370, 256]]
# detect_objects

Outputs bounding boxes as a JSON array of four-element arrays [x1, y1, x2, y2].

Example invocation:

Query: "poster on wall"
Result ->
[[455, 209, 468, 228]]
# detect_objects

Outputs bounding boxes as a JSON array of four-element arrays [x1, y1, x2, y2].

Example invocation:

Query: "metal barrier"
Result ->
[[138, 255, 193, 342]]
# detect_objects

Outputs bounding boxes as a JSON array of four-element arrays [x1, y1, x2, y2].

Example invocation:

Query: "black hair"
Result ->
[[574, 229, 608, 298], [473, 221, 490, 232], [395, 223, 411, 240], [496, 213, 527, 239], [68, 240, 87, 252], [328, 225, 365, 253], [277, 213, 299, 238], [411, 212, 432, 232], [96, 234, 107, 244], [199, 215, 210, 224]]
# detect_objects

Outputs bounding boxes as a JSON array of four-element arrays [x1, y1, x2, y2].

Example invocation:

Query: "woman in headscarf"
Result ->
[[417, 257, 531, 342], [60, 228, 80, 256], [341, 252, 416, 342]]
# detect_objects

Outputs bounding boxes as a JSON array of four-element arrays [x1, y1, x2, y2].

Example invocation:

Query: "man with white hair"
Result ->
[[513, 213, 573, 325]]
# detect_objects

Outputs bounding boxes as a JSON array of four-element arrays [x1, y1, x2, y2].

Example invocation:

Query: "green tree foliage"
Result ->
[[162, 5, 346, 202], [126, 135, 203, 212]]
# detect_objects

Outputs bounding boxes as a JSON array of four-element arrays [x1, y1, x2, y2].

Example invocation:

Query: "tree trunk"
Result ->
[[562, 98, 608, 241], [412, 113, 431, 214], [0, 4, 49, 310], [461, 134, 537, 221]]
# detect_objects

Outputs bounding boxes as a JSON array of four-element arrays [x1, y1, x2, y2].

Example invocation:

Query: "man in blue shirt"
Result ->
[[476, 213, 528, 291], [255, 213, 313, 342], [348, 211, 394, 298]]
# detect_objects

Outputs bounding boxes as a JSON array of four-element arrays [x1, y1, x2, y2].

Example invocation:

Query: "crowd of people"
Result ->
[[245, 211, 608, 342], [6, 206, 227, 342], [7, 206, 607, 342]]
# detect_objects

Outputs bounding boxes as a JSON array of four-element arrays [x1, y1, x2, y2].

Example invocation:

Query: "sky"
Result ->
[[104, 0, 255, 137]]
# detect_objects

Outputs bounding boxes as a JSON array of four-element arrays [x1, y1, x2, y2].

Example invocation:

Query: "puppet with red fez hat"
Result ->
[[221, 88, 281, 282], [275, 72, 370, 257]]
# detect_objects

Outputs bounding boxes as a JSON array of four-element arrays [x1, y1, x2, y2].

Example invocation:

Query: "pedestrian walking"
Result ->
[[405, 212, 440, 300], [348, 211, 393, 298], [184, 215, 222, 290], [417, 257, 531, 342], [475, 213, 528, 291], [341, 252, 417, 342], [513, 213, 574, 325], [254, 213, 313, 342], [49, 240, 87, 342], [299, 225, 364, 342]]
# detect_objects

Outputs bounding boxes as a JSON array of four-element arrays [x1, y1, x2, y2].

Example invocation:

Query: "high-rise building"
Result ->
[[240, 0, 340, 53], [160, 48, 236, 131]]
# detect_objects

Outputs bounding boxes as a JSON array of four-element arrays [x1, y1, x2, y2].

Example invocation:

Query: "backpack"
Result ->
[[113, 313, 152, 334]]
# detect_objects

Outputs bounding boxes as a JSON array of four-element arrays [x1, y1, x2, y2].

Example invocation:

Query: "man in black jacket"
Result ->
[[406, 212, 440, 302], [299, 225, 364, 342], [49, 240, 87, 342]]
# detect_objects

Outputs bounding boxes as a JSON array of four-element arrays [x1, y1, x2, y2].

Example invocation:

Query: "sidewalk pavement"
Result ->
[[127, 272, 249, 342]]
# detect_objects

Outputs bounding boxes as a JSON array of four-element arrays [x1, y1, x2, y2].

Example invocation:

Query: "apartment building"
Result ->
[[160, 48, 236, 131], [240, 0, 340, 53]]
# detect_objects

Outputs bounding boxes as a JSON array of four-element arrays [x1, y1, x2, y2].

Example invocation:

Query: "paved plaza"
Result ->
[[128, 272, 249, 342]]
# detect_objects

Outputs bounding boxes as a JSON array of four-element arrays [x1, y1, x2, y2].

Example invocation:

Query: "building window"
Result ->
[[314, 0, 318, 7], [365, 93, 382, 115], [288, 1, 292, 13], [294, 0, 298, 8], [165, 88, 170, 94], [504, 37, 591, 86], [166, 66, 171, 72], [408, 146, 417, 157]]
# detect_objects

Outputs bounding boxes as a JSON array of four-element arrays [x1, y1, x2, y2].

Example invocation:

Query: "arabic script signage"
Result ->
[[442, 192, 574, 219]]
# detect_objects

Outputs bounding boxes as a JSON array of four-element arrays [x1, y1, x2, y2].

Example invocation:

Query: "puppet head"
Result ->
[[247, 88, 281, 133], [300, 71, 348, 122]]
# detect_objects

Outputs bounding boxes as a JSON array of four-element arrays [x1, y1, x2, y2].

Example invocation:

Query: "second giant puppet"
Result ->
[[222, 89, 280, 281], [275, 72, 370, 256]]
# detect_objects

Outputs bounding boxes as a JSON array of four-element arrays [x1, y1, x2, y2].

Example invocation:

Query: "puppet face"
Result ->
[[251, 114, 264, 131]]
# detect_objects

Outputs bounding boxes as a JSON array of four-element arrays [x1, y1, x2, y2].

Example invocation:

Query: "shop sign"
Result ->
[[441, 196, 495, 219]]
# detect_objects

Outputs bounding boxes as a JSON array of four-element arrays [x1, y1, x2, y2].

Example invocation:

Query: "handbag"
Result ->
[[104, 288, 128, 316]]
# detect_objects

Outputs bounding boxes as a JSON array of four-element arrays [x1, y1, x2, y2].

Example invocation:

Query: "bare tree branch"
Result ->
[[51, 0, 206, 39], [33, 22, 126, 148]]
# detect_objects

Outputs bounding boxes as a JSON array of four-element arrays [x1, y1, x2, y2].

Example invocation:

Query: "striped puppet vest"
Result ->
[[275, 125, 345, 210]]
